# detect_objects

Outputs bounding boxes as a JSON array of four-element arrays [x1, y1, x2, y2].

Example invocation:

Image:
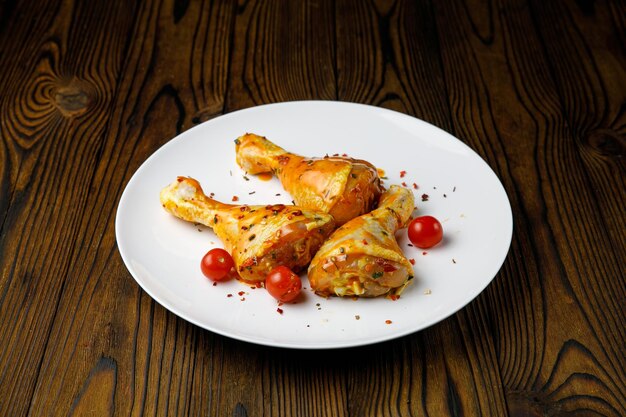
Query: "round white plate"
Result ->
[[116, 101, 513, 349]]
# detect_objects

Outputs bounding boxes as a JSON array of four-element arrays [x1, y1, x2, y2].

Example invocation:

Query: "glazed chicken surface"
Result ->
[[160, 176, 335, 282], [235, 133, 382, 226], [308, 185, 415, 297]]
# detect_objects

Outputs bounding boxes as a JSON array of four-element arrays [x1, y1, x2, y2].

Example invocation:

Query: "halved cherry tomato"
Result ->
[[407, 216, 443, 249], [265, 266, 302, 302], [201, 248, 235, 281]]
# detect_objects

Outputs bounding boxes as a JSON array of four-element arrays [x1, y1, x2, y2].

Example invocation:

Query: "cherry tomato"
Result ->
[[407, 216, 443, 248], [265, 266, 302, 302], [201, 248, 235, 281]]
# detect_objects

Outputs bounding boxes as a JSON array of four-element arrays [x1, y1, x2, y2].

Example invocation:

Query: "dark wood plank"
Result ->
[[226, 0, 336, 111], [432, 0, 626, 415], [336, 1, 509, 416], [14, 0, 236, 415], [0, 1, 139, 415]]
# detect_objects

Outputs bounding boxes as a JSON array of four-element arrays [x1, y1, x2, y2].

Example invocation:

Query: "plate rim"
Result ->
[[115, 100, 514, 349]]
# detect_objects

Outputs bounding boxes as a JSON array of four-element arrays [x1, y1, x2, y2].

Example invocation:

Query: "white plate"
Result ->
[[116, 101, 513, 349]]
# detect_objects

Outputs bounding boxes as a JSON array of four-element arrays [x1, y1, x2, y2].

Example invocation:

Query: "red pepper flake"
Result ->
[[238, 291, 245, 296], [232, 196, 239, 202], [389, 294, 400, 301], [332, 153, 339, 156], [227, 294, 233, 297], [212, 282, 217, 286], [362, 239, 368, 245], [277, 308, 283, 314], [277, 155, 290, 165], [402, 182, 407, 187], [421, 194, 429, 202], [240, 297, 246, 301], [412, 183, 418, 189], [342, 153, 348, 157], [422, 251, 428, 256], [385, 320, 392, 324], [400, 170, 407, 178], [409, 258, 415, 265]]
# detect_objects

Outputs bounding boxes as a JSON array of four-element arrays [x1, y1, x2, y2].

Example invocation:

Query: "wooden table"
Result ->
[[1, 0, 624, 415]]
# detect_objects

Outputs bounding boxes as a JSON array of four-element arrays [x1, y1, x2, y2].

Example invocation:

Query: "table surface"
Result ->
[[1, 0, 624, 416]]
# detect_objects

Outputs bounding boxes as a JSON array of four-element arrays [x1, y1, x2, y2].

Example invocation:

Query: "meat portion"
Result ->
[[160, 176, 335, 283], [307, 185, 415, 297], [235, 133, 382, 226]]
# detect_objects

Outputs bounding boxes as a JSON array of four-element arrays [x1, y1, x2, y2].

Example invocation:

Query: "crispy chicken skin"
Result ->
[[160, 176, 335, 282], [235, 133, 382, 226], [307, 185, 415, 297]]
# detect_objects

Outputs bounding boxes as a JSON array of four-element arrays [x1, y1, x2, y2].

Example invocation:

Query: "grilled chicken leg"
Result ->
[[307, 185, 415, 297], [235, 133, 382, 226], [160, 176, 335, 283]]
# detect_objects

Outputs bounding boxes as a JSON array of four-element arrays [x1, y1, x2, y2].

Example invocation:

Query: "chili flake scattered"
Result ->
[[422, 251, 428, 255], [232, 196, 239, 202], [227, 294, 233, 298], [400, 170, 407, 178], [277, 308, 283, 314], [212, 282, 217, 286], [421, 194, 429, 202], [238, 291, 245, 296], [385, 320, 392, 324], [409, 258, 415, 265], [402, 182, 407, 187], [413, 183, 418, 189], [389, 294, 400, 301], [362, 239, 368, 245]]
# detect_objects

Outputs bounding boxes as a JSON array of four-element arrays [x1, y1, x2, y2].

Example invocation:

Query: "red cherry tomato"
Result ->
[[265, 266, 302, 302], [407, 216, 443, 248], [201, 248, 235, 281]]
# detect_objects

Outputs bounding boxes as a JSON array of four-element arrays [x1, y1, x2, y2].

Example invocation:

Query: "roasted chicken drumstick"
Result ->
[[160, 177, 335, 283], [308, 185, 415, 297], [235, 133, 382, 226]]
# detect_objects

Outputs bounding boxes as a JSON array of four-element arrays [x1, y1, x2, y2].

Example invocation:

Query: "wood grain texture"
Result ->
[[4, 0, 236, 415], [226, 0, 336, 110], [432, 0, 625, 415], [0, 0, 624, 416], [0, 1, 138, 415]]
